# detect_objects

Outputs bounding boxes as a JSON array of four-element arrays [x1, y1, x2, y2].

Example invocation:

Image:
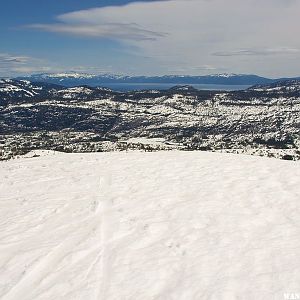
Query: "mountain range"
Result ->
[[15, 73, 300, 88]]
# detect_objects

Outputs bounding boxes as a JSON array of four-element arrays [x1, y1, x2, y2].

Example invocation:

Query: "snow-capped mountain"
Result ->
[[1, 78, 300, 160], [208, 73, 242, 78], [15, 73, 281, 87]]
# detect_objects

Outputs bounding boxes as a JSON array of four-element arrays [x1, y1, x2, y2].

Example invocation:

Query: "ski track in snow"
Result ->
[[0, 151, 300, 300]]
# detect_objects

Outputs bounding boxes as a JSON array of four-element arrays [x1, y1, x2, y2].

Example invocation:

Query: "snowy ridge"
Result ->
[[53, 87, 95, 99], [249, 79, 300, 92], [0, 79, 42, 98], [0, 79, 62, 100], [1, 151, 300, 299]]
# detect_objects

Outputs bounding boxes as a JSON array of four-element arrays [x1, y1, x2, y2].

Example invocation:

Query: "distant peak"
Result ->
[[37, 73, 97, 79], [208, 73, 244, 78]]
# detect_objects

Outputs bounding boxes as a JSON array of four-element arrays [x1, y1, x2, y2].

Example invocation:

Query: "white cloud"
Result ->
[[213, 48, 300, 57], [24, 0, 300, 76]]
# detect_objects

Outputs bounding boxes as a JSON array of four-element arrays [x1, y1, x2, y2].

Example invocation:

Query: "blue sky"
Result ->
[[0, 0, 156, 76], [1, 0, 300, 77]]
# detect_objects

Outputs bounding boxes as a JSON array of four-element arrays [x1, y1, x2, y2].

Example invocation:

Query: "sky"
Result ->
[[1, 0, 300, 77]]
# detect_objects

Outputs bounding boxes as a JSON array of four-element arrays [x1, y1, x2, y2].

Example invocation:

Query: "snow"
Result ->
[[43, 73, 97, 79], [121, 138, 184, 149], [123, 137, 167, 145], [59, 87, 93, 93], [0, 85, 37, 97], [208, 73, 240, 78], [36, 73, 126, 80], [1, 151, 300, 299]]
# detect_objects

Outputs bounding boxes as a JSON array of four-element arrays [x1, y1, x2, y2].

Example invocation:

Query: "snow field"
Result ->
[[0, 151, 300, 299]]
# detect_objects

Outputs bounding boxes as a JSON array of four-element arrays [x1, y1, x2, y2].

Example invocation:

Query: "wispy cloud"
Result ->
[[0, 53, 53, 77], [0, 52, 123, 77], [27, 22, 167, 41], [213, 48, 300, 57], [0, 53, 30, 65]]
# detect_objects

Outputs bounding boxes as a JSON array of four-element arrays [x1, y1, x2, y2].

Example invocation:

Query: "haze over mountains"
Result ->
[[15, 73, 300, 88]]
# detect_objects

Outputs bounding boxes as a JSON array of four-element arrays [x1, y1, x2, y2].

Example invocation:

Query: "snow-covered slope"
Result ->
[[250, 79, 300, 93], [0, 79, 41, 98], [0, 79, 62, 102], [1, 151, 299, 299], [51, 86, 113, 100], [1, 78, 300, 160]]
